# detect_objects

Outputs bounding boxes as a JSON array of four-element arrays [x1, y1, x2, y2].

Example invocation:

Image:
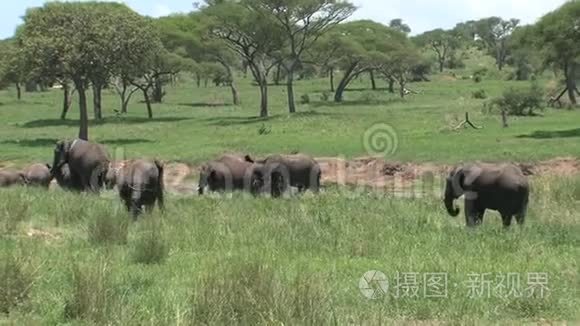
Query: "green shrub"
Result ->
[[472, 89, 487, 99], [87, 210, 128, 245], [64, 260, 117, 323], [300, 94, 310, 104], [360, 91, 381, 104], [489, 83, 544, 116], [189, 262, 332, 325], [0, 252, 32, 314], [130, 220, 169, 265], [0, 193, 28, 235], [320, 91, 331, 102]]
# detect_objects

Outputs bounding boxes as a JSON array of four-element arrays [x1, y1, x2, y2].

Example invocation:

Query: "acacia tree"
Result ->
[[247, 0, 355, 113], [203, 1, 282, 117], [533, 1, 580, 106], [389, 18, 411, 34], [414, 29, 459, 72], [377, 44, 422, 98], [475, 17, 519, 71], [156, 13, 241, 105], [0, 39, 30, 100], [316, 20, 407, 102], [21, 3, 110, 140]]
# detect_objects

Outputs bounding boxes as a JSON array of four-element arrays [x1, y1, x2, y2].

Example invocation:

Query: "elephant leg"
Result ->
[[464, 200, 479, 227], [476, 209, 486, 225], [515, 213, 525, 226], [501, 214, 513, 228]]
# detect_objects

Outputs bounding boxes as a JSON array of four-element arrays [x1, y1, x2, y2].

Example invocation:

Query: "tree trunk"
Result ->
[[334, 63, 359, 102], [286, 67, 296, 114], [565, 63, 578, 106], [152, 77, 164, 103], [196, 74, 201, 88], [230, 83, 240, 106], [75, 81, 89, 140], [92, 83, 103, 120], [439, 59, 445, 73], [61, 84, 71, 120], [329, 68, 335, 92], [399, 80, 406, 98], [259, 82, 268, 117], [370, 70, 377, 90], [501, 109, 509, 128], [274, 64, 281, 85], [388, 78, 395, 93], [15, 83, 21, 100], [143, 88, 153, 119]]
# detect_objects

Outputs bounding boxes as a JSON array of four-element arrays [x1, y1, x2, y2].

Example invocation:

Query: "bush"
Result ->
[[472, 89, 487, 100], [130, 220, 169, 265], [0, 192, 29, 235], [0, 252, 32, 314], [64, 260, 117, 323], [320, 91, 331, 102], [473, 67, 488, 77], [300, 94, 310, 104], [489, 83, 544, 116], [87, 210, 128, 245], [359, 91, 381, 104], [189, 262, 332, 324]]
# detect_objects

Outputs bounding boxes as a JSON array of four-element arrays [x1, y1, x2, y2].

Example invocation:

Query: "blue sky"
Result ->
[[0, 0, 568, 39]]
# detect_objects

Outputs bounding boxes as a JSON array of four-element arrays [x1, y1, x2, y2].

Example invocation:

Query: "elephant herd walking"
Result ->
[[0, 139, 530, 227]]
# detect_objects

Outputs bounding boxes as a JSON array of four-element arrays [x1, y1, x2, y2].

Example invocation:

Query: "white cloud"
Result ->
[[151, 3, 172, 18], [351, 0, 568, 34]]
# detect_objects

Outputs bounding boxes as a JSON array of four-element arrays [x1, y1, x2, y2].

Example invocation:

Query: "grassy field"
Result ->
[[0, 70, 579, 324], [0, 74, 579, 166]]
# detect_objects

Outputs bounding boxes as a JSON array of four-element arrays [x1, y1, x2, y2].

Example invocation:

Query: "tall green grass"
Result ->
[[0, 175, 578, 323]]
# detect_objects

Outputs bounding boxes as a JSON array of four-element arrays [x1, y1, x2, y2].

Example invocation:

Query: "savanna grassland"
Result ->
[[1, 67, 579, 324]]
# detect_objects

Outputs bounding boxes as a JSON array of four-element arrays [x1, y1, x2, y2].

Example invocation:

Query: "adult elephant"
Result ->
[[22, 164, 53, 188], [246, 154, 321, 193], [444, 163, 529, 227], [53, 163, 81, 191], [107, 159, 164, 218], [0, 169, 25, 187], [198, 155, 285, 197], [51, 139, 110, 193]]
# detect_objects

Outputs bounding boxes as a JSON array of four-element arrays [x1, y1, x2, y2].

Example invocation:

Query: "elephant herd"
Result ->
[[0, 139, 530, 227]]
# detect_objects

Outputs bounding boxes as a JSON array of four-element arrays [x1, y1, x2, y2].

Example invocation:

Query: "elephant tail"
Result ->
[[154, 160, 165, 211]]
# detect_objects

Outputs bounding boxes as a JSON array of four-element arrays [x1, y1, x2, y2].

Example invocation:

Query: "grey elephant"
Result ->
[[0, 169, 25, 188], [53, 163, 81, 191], [108, 159, 164, 218], [22, 164, 53, 188], [198, 155, 285, 197], [444, 163, 529, 227], [246, 154, 321, 193], [51, 139, 110, 193]]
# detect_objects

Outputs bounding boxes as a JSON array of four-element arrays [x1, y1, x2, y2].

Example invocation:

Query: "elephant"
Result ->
[[246, 154, 321, 193], [198, 155, 285, 197], [0, 169, 25, 188], [444, 163, 529, 228], [108, 159, 164, 218], [22, 164, 53, 188], [51, 139, 110, 193], [52, 163, 81, 191]]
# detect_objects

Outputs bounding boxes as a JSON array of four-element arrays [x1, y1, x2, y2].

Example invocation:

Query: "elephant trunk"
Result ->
[[444, 179, 460, 217]]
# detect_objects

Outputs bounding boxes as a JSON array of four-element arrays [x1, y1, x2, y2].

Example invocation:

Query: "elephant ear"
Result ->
[[462, 165, 483, 189], [449, 167, 467, 197]]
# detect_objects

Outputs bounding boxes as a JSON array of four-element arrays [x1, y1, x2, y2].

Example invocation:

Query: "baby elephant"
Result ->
[[444, 163, 529, 228], [108, 160, 165, 218], [22, 164, 53, 188], [0, 169, 25, 188]]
